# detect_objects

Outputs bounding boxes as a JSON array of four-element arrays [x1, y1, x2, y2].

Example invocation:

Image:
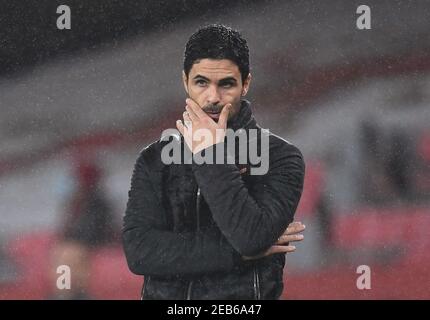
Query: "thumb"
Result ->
[[218, 104, 231, 128]]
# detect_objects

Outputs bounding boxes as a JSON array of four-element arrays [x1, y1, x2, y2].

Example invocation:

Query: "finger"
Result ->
[[183, 110, 192, 123], [242, 252, 264, 261], [185, 105, 199, 122], [181, 112, 193, 131], [286, 224, 306, 232], [287, 221, 305, 231], [178, 119, 191, 136], [278, 233, 304, 242], [289, 221, 305, 228], [265, 245, 296, 256], [284, 224, 306, 235], [186, 98, 207, 119], [176, 120, 184, 135], [276, 234, 304, 245], [218, 104, 231, 128]]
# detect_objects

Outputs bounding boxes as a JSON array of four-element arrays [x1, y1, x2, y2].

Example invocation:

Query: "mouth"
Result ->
[[205, 111, 221, 121]]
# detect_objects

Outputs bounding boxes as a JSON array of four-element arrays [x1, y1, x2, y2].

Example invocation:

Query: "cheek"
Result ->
[[188, 86, 202, 99], [188, 89, 208, 108], [221, 89, 241, 103], [228, 91, 242, 106]]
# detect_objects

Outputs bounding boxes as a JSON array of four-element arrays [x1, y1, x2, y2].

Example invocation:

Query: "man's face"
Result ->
[[183, 58, 251, 123]]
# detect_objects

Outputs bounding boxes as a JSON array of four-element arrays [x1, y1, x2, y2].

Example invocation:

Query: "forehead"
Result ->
[[189, 58, 240, 80]]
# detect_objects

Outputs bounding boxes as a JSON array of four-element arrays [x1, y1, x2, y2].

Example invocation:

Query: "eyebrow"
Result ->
[[193, 74, 238, 84]]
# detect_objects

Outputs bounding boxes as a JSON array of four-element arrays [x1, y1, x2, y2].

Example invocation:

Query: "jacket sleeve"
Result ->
[[191, 138, 305, 257], [122, 149, 242, 277]]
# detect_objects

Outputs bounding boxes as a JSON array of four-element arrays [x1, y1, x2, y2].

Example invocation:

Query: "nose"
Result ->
[[206, 84, 221, 106]]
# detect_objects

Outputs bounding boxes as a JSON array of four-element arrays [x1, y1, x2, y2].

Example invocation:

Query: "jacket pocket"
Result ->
[[253, 265, 261, 300], [257, 258, 285, 299], [141, 276, 150, 300]]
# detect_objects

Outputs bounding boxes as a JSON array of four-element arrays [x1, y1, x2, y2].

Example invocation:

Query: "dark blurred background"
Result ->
[[1, 0, 429, 299]]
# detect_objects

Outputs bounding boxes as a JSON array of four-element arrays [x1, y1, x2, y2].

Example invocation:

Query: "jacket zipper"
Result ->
[[195, 187, 201, 232], [253, 266, 261, 300], [186, 187, 201, 300]]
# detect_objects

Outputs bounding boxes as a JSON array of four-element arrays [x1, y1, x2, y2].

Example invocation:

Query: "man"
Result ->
[[123, 24, 305, 300]]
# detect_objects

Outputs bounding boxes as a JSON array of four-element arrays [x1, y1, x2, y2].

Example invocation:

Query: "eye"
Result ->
[[220, 82, 235, 88], [195, 79, 207, 87]]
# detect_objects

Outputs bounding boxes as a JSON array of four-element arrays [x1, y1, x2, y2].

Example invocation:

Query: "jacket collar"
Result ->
[[227, 99, 258, 131]]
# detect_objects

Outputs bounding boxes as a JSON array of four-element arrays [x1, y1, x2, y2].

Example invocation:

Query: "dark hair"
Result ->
[[183, 24, 250, 84]]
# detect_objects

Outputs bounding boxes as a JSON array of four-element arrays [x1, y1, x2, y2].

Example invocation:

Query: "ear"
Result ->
[[241, 73, 252, 96], [182, 71, 189, 94]]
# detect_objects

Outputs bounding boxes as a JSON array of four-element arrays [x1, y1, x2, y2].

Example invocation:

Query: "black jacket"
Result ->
[[122, 99, 305, 299]]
